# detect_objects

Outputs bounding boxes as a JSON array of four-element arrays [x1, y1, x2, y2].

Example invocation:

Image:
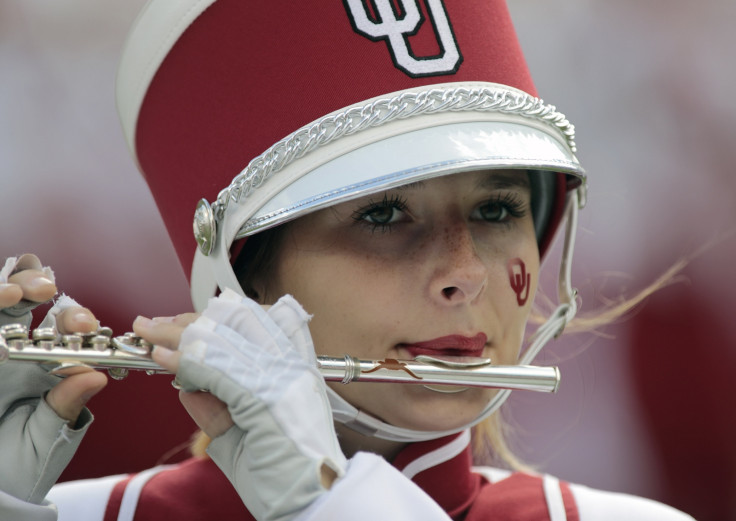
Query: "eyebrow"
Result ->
[[475, 172, 530, 191], [394, 172, 530, 192], [395, 180, 427, 191]]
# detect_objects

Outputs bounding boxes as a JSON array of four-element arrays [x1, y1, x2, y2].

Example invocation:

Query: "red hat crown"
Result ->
[[117, 0, 582, 290]]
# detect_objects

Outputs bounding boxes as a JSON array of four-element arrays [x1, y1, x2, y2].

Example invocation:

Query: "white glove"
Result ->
[[0, 255, 92, 505], [175, 289, 347, 521], [0, 370, 91, 504]]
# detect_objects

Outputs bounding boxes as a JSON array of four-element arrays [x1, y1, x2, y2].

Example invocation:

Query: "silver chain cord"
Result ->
[[210, 86, 577, 221]]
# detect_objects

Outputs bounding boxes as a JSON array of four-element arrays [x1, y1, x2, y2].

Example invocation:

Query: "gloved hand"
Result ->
[[0, 254, 56, 328], [151, 289, 347, 521], [0, 254, 106, 506]]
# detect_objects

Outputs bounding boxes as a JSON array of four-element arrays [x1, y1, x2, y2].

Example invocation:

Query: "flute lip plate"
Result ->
[[413, 355, 492, 368]]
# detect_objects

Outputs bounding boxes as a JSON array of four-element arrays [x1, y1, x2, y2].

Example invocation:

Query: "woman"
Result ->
[[0, 0, 693, 519]]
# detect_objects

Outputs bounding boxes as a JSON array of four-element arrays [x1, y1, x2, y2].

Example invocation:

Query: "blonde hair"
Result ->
[[190, 430, 211, 458], [471, 258, 689, 469]]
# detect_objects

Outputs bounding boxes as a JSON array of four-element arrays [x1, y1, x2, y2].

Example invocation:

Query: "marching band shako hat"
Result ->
[[117, 0, 586, 441]]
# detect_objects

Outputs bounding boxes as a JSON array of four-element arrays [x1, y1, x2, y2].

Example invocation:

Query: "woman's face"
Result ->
[[267, 169, 539, 432]]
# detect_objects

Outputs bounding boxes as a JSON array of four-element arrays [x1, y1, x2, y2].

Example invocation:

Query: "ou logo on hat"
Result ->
[[344, 0, 463, 77]]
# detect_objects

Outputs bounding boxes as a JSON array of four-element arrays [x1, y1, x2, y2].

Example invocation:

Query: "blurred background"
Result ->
[[1, 2, 734, 519]]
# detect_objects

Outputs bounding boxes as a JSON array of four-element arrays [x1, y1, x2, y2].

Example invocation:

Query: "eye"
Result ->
[[476, 202, 509, 222], [472, 193, 527, 223], [352, 194, 409, 232]]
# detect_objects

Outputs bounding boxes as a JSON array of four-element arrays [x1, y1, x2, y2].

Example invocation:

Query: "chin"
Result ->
[[379, 386, 494, 432]]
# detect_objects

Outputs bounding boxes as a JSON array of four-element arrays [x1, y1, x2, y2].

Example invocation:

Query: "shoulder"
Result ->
[[472, 466, 693, 521], [48, 458, 249, 521], [569, 482, 695, 521], [48, 473, 128, 521]]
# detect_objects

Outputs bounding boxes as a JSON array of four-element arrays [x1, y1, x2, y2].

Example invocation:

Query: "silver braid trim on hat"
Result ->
[[210, 86, 576, 222]]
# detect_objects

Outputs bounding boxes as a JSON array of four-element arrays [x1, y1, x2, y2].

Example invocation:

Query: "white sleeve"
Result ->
[[47, 474, 125, 521], [571, 483, 695, 521], [0, 492, 58, 521], [296, 452, 451, 521]]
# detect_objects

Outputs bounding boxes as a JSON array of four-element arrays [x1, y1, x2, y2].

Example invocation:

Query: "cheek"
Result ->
[[272, 249, 407, 356], [507, 257, 533, 307], [494, 253, 538, 364]]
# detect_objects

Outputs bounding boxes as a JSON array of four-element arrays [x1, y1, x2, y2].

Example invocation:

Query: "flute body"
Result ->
[[0, 324, 560, 393]]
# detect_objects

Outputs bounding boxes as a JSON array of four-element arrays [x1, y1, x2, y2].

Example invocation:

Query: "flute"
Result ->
[[0, 324, 559, 393]]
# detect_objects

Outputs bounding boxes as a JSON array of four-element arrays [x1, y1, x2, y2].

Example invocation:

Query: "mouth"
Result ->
[[397, 333, 488, 359]]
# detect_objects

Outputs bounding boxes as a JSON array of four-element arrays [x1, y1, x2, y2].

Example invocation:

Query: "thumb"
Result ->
[[179, 390, 234, 439], [45, 370, 108, 424]]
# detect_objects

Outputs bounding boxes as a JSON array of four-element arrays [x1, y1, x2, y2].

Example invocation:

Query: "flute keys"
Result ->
[[0, 324, 28, 339], [112, 332, 152, 356], [0, 337, 8, 364], [1, 324, 29, 349], [61, 334, 83, 351], [108, 367, 130, 381], [116, 332, 139, 346], [75, 331, 110, 351], [1, 322, 169, 380], [90, 335, 110, 351], [32, 327, 57, 350], [0, 325, 117, 352], [97, 327, 113, 338]]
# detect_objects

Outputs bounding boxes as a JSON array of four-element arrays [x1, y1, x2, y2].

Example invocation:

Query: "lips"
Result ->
[[398, 332, 488, 358]]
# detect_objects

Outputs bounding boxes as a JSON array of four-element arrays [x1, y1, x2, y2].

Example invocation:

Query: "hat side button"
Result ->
[[193, 199, 217, 256]]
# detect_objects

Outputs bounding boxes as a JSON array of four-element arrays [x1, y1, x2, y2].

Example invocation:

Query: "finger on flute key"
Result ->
[[57, 307, 98, 335], [133, 313, 198, 349], [7, 269, 56, 303]]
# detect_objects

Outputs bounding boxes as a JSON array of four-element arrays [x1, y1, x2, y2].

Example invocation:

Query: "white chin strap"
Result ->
[[327, 187, 584, 442]]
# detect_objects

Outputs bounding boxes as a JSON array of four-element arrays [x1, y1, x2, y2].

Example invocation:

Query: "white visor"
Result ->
[[240, 120, 580, 238]]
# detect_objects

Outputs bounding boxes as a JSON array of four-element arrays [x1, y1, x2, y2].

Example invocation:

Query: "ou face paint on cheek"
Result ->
[[508, 258, 531, 306]]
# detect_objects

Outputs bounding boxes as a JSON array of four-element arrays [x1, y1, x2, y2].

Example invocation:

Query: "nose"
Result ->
[[428, 222, 488, 305]]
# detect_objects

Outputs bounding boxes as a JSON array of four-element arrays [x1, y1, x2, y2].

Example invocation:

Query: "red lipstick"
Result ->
[[399, 333, 488, 358]]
